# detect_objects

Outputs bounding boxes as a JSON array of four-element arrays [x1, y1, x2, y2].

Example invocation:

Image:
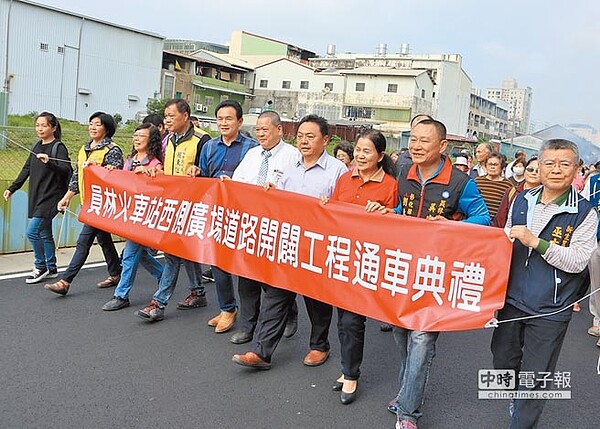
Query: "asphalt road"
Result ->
[[1, 265, 598, 429]]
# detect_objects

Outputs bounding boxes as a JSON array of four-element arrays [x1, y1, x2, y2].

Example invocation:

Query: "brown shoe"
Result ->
[[215, 309, 238, 333], [303, 349, 330, 366], [97, 275, 120, 288], [232, 352, 271, 370], [44, 279, 70, 296], [207, 312, 222, 327]]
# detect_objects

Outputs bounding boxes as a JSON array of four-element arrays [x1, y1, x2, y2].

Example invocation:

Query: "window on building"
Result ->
[[220, 95, 228, 102], [259, 79, 268, 88], [162, 75, 175, 99], [387, 83, 398, 93], [324, 82, 334, 91], [300, 80, 309, 89], [282, 80, 291, 89], [421, 89, 426, 98], [432, 92, 436, 98], [57, 46, 65, 54], [355, 82, 365, 92], [344, 106, 372, 119], [204, 96, 214, 107], [40, 43, 48, 51]]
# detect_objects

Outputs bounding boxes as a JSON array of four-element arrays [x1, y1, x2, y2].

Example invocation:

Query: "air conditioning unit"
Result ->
[[200, 105, 208, 113]]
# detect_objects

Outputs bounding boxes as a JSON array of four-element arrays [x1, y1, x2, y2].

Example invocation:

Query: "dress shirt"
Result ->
[[279, 151, 347, 198], [232, 140, 300, 186]]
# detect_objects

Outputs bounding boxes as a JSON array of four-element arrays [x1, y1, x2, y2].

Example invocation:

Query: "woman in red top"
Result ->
[[326, 129, 398, 405]]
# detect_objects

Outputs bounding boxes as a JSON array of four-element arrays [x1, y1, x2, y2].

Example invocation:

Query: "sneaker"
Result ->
[[102, 297, 130, 311], [396, 420, 417, 429], [25, 268, 49, 284], [135, 300, 164, 322], [387, 400, 398, 414], [177, 291, 208, 309], [46, 269, 58, 279], [201, 269, 214, 283]]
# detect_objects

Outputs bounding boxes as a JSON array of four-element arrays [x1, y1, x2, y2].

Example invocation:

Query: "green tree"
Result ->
[[113, 113, 122, 126], [146, 98, 168, 116]]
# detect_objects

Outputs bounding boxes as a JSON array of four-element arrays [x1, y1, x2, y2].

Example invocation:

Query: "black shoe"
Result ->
[[332, 381, 343, 391], [230, 331, 253, 344], [201, 269, 214, 283], [283, 318, 298, 338], [380, 323, 393, 332], [25, 268, 50, 284], [102, 297, 130, 311], [340, 381, 358, 405]]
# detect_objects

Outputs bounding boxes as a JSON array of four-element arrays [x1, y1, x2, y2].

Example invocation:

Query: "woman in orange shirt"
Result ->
[[325, 129, 398, 405]]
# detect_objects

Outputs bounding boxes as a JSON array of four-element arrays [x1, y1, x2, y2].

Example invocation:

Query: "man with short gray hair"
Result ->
[[491, 139, 598, 428], [469, 142, 493, 178]]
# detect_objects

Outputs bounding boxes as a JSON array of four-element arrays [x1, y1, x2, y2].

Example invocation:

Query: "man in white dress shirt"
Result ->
[[228, 111, 301, 344]]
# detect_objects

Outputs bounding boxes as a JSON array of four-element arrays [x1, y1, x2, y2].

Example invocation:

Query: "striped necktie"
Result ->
[[256, 150, 272, 185]]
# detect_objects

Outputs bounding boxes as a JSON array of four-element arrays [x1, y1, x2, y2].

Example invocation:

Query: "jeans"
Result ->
[[61, 224, 121, 283], [212, 265, 237, 313], [491, 304, 570, 429], [113, 240, 163, 299], [392, 328, 440, 423], [152, 253, 204, 307], [27, 217, 57, 271]]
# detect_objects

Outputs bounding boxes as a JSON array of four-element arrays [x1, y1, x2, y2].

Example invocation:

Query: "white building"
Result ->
[[250, 58, 434, 133], [468, 89, 509, 140], [0, 0, 164, 123], [486, 78, 533, 136], [251, 58, 345, 121], [309, 46, 472, 135]]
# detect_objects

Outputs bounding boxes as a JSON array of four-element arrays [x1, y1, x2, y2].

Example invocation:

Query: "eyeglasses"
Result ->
[[132, 133, 149, 139], [540, 160, 575, 170], [525, 167, 538, 173]]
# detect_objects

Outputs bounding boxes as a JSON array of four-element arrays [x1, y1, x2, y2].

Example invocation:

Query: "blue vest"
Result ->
[[507, 189, 592, 321]]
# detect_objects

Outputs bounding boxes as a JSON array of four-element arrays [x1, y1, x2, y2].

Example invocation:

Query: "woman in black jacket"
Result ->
[[3, 112, 72, 283]]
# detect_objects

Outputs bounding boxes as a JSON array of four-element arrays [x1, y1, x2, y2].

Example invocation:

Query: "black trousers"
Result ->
[[237, 276, 298, 334], [491, 304, 570, 429], [337, 308, 366, 380], [252, 284, 332, 362]]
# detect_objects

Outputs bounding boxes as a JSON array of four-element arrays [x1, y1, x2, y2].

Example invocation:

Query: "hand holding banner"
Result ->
[[80, 166, 511, 331]]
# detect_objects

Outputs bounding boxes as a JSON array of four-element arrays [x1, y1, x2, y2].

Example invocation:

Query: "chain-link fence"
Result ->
[[0, 125, 136, 180]]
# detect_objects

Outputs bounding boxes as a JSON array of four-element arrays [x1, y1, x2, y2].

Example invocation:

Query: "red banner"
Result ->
[[80, 166, 512, 331]]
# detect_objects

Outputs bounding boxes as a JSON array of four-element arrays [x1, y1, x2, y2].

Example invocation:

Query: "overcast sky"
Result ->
[[38, 0, 600, 131]]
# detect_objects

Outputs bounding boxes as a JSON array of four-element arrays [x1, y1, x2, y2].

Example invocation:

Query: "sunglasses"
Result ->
[[525, 167, 538, 173]]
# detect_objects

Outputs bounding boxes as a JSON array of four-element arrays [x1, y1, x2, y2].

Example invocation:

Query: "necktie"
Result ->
[[257, 150, 272, 185]]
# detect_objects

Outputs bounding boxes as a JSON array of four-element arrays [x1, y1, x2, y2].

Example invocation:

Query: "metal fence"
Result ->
[[0, 125, 136, 180], [0, 125, 134, 254]]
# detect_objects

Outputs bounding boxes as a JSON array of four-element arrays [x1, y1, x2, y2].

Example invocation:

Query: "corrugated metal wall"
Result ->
[[2, 0, 163, 123]]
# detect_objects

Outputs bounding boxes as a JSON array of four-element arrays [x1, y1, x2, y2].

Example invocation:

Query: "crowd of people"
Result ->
[[4, 101, 599, 429]]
